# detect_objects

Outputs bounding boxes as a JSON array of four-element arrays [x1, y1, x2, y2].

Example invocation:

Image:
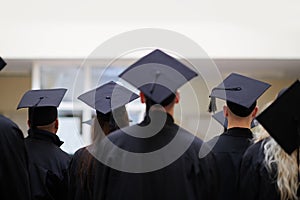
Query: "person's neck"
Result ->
[[227, 118, 251, 129], [149, 105, 174, 118], [35, 126, 56, 134]]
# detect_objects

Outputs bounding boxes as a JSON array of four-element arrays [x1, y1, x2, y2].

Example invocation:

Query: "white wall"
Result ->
[[1, 0, 300, 59]]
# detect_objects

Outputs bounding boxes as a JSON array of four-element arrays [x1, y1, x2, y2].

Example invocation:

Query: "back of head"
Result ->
[[96, 105, 129, 135], [208, 73, 270, 114], [17, 88, 67, 128], [226, 100, 257, 117], [144, 93, 176, 112], [28, 106, 58, 127], [118, 49, 198, 112]]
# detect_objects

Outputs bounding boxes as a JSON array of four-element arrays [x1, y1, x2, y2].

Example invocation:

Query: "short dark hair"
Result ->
[[144, 93, 176, 112], [28, 106, 57, 127], [227, 100, 256, 117]]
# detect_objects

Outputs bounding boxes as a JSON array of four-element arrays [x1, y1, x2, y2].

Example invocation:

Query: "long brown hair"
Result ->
[[78, 106, 129, 194]]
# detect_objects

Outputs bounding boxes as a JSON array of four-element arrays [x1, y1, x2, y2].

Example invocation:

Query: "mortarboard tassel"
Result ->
[[208, 87, 242, 113], [208, 96, 217, 113], [149, 70, 161, 96]]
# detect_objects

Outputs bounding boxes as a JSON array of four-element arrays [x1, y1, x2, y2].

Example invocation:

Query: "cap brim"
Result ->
[[17, 88, 67, 109], [210, 73, 271, 108], [78, 81, 139, 114]]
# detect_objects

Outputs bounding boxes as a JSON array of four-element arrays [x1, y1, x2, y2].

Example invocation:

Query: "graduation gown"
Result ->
[[206, 127, 253, 200], [69, 111, 218, 200], [26, 128, 71, 200], [239, 139, 279, 200], [0, 115, 31, 200]]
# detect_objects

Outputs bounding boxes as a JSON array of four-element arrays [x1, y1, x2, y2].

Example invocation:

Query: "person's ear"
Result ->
[[175, 91, 180, 104], [251, 106, 258, 118], [140, 92, 146, 104], [223, 105, 229, 117], [54, 119, 59, 132]]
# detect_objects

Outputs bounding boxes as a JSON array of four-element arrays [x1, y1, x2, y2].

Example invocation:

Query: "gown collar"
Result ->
[[28, 128, 64, 147], [224, 127, 253, 139], [141, 110, 174, 126]]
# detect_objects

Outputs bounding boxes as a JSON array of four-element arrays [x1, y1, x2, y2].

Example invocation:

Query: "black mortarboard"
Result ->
[[17, 88, 67, 126], [256, 80, 300, 155], [208, 73, 271, 117], [78, 81, 139, 115], [212, 111, 259, 129], [0, 57, 7, 71], [118, 49, 198, 106]]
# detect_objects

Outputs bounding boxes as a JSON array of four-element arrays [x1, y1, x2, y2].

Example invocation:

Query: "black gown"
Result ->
[[0, 115, 31, 200], [26, 128, 71, 200], [206, 127, 253, 200], [239, 139, 279, 200], [69, 111, 219, 200]]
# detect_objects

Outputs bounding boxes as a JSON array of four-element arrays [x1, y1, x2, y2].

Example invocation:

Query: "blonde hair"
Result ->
[[253, 101, 299, 200], [263, 138, 299, 200]]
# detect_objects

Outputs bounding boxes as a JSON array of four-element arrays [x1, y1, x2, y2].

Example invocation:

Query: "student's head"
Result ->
[[140, 91, 180, 114], [223, 101, 258, 128], [17, 88, 67, 133], [78, 81, 138, 140], [27, 106, 59, 133], [118, 49, 198, 115], [95, 105, 129, 136], [208, 73, 270, 118]]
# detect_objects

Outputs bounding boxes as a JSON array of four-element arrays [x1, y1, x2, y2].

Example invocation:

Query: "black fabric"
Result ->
[[25, 128, 70, 200], [0, 57, 7, 71], [239, 139, 280, 200], [206, 127, 253, 200], [69, 111, 219, 200], [256, 80, 300, 155], [0, 115, 31, 200]]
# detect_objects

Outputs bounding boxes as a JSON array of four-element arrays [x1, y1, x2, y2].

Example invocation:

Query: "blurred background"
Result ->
[[1, 0, 299, 154]]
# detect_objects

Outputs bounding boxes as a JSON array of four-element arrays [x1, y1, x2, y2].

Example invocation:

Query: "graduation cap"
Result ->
[[78, 81, 139, 115], [256, 80, 300, 155], [0, 57, 7, 71], [82, 119, 94, 126], [208, 73, 271, 117], [212, 111, 259, 129], [17, 88, 67, 126], [118, 49, 198, 106]]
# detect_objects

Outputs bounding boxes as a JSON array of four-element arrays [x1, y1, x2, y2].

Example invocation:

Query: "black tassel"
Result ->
[[208, 96, 217, 113], [207, 87, 241, 113]]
